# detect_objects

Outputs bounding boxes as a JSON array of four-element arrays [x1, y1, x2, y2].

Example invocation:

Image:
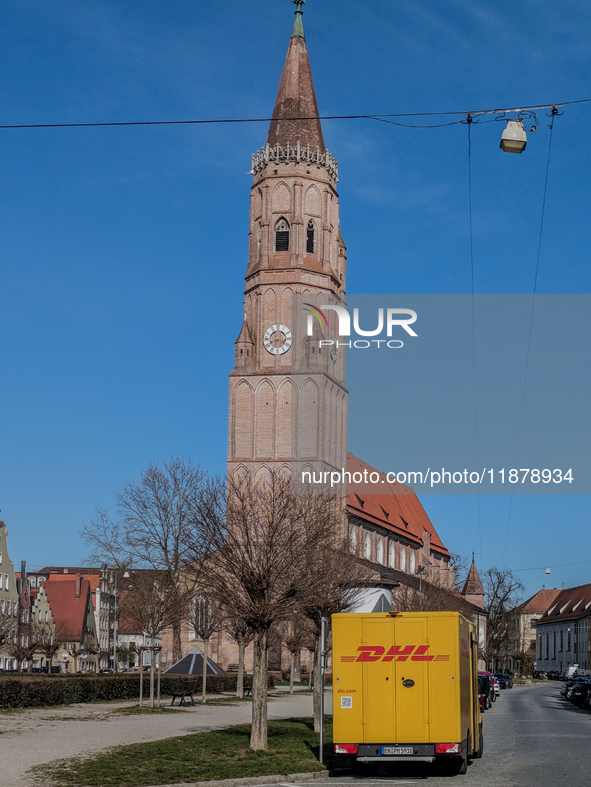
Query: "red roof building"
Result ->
[[346, 453, 454, 588], [41, 576, 99, 673], [533, 584, 591, 673]]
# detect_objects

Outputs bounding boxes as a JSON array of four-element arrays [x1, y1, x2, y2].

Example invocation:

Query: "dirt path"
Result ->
[[0, 692, 314, 787]]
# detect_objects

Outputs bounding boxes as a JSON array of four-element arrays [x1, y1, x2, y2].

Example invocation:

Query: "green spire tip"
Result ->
[[291, 0, 306, 38]]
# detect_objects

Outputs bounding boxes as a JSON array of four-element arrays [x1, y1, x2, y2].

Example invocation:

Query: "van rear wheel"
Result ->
[[473, 724, 484, 759]]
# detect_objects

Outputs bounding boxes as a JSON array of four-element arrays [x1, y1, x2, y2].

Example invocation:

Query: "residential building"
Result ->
[[40, 565, 116, 668], [0, 520, 19, 670], [42, 575, 100, 673], [508, 588, 561, 672], [534, 583, 591, 673]]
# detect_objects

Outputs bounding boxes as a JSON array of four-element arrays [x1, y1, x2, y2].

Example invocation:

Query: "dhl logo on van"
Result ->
[[341, 645, 450, 663]]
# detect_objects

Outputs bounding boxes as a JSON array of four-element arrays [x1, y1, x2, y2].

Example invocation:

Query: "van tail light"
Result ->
[[334, 744, 358, 755], [435, 743, 460, 755]]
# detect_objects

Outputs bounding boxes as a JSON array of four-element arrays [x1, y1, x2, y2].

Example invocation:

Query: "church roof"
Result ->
[[266, 5, 325, 152], [462, 560, 484, 596], [346, 453, 450, 557]]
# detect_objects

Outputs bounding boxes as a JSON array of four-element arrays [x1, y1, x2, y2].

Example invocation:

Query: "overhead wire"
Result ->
[[465, 116, 483, 569], [0, 97, 586, 131]]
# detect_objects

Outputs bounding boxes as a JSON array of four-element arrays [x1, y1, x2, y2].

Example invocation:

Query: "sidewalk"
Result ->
[[0, 692, 314, 787]]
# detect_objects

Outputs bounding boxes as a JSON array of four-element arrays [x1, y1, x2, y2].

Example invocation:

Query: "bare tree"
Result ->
[[189, 591, 225, 703], [0, 605, 17, 655], [301, 543, 373, 731], [81, 458, 208, 661], [482, 568, 524, 671], [276, 617, 310, 694], [119, 570, 180, 707], [38, 627, 60, 674], [13, 619, 47, 673], [224, 615, 254, 698], [449, 553, 469, 591], [192, 471, 344, 751]]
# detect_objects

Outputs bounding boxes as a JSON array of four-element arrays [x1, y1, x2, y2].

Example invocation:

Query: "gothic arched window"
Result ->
[[376, 538, 384, 565], [388, 541, 396, 568], [364, 531, 371, 560], [400, 546, 406, 572], [275, 219, 290, 251], [306, 220, 315, 254], [409, 551, 416, 574], [349, 525, 357, 555]]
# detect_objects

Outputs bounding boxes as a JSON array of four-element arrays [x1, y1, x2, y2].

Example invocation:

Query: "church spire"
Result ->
[[266, 1, 325, 152], [291, 0, 305, 39]]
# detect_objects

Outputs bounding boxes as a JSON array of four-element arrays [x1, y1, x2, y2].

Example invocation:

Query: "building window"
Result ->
[[530, 619, 536, 629], [275, 219, 290, 251], [376, 538, 384, 565], [567, 629, 571, 651], [388, 542, 396, 568], [306, 220, 315, 254], [409, 551, 416, 574], [364, 532, 371, 560], [3, 574, 8, 590], [400, 546, 406, 573], [560, 630, 563, 651], [349, 526, 357, 555], [553, 631, 556, 658]]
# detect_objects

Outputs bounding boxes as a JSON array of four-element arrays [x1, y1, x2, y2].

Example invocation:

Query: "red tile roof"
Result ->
[[346, 453, 450, 556], [537, 584, 591, 624], [41, 578, 92, 639], [520, 588, 561, 615]]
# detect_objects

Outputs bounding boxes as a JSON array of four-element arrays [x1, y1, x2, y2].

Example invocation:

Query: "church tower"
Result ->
[[228, 1, 348, 481]]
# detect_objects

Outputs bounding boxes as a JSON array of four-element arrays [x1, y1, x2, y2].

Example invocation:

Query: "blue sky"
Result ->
[[1, 0, 590, 598]]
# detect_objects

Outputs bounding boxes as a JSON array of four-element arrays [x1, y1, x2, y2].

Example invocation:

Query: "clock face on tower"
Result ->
[[263, 324, 292, 355]]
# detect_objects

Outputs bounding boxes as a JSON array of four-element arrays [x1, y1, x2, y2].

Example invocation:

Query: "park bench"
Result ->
[[170, 679, 198, 706]]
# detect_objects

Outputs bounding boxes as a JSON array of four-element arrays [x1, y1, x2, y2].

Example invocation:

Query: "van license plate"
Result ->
[[381, 747, 414, 755]]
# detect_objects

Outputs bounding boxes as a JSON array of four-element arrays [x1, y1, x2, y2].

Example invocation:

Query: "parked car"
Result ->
[[568, 681, 591, 707], [492, 677, 500, 696], [493, 673, 513, 689], [478, 672, 494, 708], [477, 675, 488, 711]]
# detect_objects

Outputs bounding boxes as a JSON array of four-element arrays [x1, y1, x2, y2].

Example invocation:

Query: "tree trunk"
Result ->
[[308, 649, 314, 689], [157, 651, 161, 708], [294, 650, 301, 683], [149, 653, 155, 709], [173, 622, 183, 663], [313, 633, 322, 732], [139, 656, 144, 708], [250, 629, 268, 751], [289, 651, 295, 694], [236, 640, 245, 698], [202, 637, 209, 703], [27, 658, 33, 674]]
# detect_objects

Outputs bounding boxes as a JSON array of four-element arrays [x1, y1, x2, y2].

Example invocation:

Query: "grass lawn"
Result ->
[[36, 718, 347, 787]]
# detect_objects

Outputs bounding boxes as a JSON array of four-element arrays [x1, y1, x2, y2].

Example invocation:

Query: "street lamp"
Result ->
[[500, 119, 527, 153]]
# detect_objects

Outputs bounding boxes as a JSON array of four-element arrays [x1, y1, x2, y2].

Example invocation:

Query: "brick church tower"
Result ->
[[228, 1, 348, 481]]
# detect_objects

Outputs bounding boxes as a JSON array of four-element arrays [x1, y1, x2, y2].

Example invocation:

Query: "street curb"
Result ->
[[144, 770, 330, 787]]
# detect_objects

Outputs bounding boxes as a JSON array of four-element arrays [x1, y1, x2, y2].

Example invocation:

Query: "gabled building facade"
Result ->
[[0, 521, 19, 670], [534, 584, 591, 673], [42, 575, 99, 673]]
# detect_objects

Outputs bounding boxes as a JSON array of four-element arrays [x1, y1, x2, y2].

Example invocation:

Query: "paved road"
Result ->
[[299, 684, 591, 787]]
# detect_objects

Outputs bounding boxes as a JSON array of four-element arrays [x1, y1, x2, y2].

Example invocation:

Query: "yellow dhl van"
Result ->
[[332, 611, 482, 775]]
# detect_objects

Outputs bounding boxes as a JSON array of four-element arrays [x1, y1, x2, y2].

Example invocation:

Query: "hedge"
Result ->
[[0, 673, 274, 710]]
